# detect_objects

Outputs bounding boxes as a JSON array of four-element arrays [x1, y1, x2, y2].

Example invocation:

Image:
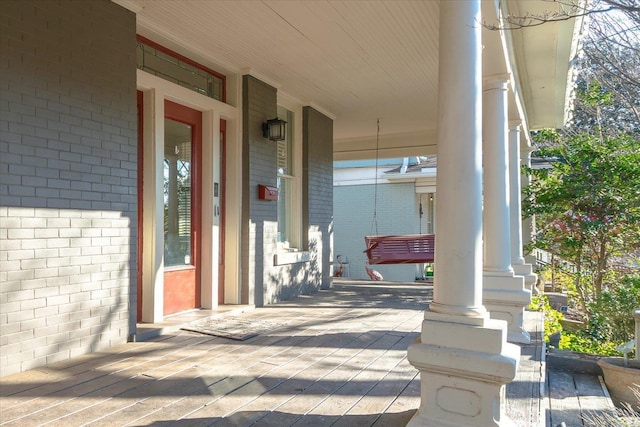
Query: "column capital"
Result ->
[[483, 75, 510, 91], [508, 120, 522, 130]]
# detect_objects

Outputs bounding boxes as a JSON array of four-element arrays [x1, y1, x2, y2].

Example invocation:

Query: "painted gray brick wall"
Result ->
[[303, 107, 333, 291], [333, 182, 422, 282], [241, 75, 278, 307], [241, 77, 333, 306], [0, 0, 137, 376]]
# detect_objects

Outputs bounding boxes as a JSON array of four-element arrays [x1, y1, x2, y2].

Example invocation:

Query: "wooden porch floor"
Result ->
[[0, 280, 615, 426]]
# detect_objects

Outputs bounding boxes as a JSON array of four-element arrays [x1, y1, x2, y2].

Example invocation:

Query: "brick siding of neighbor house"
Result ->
[[241, 77, 333, 306], [0, 0, 137, 377], [333, 182, 422, 282]]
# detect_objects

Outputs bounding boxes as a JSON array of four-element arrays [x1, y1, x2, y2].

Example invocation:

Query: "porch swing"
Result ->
[[363, 120, 435, 265]]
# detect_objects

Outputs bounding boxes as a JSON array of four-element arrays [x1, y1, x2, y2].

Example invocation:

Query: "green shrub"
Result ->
[[556, 274, 639, 356], [530, 294, 563, 343], [586, 274, 640, 344], [559, 331, 623, 356], [529, 293, 545, 311]]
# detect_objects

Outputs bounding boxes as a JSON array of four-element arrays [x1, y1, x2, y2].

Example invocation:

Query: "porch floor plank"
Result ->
[[506, 311, 545, 427], [0, 280, 617, 427], [548, 369, 584, 426]]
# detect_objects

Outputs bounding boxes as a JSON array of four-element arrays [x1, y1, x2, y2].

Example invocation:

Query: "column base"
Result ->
[[524, 254, 537, 269], [484, 273, 531, 344], [407, 311, 519, 427], [513, 262, 538, 293]]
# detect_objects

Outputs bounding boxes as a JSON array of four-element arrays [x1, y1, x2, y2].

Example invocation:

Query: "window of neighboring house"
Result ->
[[277, 105, 298, 250], [136, 35, 226, 102]]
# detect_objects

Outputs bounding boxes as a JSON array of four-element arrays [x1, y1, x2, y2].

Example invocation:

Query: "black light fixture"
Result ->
[[263, 117, 287, 141]]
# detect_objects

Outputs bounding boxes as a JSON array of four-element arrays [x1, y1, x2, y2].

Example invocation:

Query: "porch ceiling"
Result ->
[[114, 0, 581, 160]]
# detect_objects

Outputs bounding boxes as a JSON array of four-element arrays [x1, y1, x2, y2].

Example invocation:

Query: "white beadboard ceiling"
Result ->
[[115, 0, 580, 159]]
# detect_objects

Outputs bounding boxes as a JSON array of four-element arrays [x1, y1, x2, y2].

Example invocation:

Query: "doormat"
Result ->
[[181, 317, 279, 341]]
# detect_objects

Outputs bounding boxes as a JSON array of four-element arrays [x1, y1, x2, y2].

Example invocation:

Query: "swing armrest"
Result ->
[[363, 241, 379, 258]]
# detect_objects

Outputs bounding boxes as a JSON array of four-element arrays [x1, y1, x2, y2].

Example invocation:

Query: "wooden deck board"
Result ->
[[574, 373, 617, 424], [0, 282, 618, 427], [0, 335, 193, 407], [332, 355, 419, 427], [82, 329, 367, 426], [506, 313, 544, 427], [299, 333, 418, 420], [245, 332, 402, 425], [169, 334, 386, 423], [370, 370, 420, 427], [0, 335, 216, 422], [548, 369, 583, 427], [113, 307, 402, 426]]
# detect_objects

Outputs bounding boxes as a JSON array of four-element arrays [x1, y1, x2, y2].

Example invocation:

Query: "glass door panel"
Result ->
[[164, 119, 193, 267], [163, 100, 201, 315]]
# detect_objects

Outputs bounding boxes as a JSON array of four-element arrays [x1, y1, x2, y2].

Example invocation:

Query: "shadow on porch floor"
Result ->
[[1, 279, 617, 426]]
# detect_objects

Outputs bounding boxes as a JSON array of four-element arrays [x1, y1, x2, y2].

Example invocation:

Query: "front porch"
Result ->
[[0, 281, 614, 426]]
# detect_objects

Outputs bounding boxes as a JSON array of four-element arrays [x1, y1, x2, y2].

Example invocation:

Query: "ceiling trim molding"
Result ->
[[305, 103, 336, 121], [334, 129, 438, 161], [240, 68, 282, 90], [112, 0, 144, 14]]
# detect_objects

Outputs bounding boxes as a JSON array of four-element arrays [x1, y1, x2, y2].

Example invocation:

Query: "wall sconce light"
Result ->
[[263, 117, 287, 141]]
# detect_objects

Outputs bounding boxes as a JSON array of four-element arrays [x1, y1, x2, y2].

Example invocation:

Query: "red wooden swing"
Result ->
[[362, 120, 436, 265], [364, 234, 435, 265]]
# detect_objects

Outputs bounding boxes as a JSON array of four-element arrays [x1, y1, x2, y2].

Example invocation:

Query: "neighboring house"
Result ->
[[334, 151, 541, 283], [1, 1, 583, 425], [333, 157, 437, 282]]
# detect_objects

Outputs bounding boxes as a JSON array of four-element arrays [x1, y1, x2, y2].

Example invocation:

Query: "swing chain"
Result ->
[[370, 119, 380, 236]]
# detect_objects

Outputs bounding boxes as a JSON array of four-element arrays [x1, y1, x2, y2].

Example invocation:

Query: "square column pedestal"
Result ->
[[484, 273, 532, 344], [513, 262, 539, 294], [407, 312, 520, 427]]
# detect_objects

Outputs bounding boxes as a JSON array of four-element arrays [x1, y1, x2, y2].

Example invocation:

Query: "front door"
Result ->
[[163, 101, 202, 315]]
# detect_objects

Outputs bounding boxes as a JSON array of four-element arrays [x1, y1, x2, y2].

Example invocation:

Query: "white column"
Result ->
[[482, 80, 531, 344], [634, 308, 640, 361], [141, 88, 164, 323], [407, 2, 519, 426], [509, 123, 538, 292], [521, 149, 537, 267]]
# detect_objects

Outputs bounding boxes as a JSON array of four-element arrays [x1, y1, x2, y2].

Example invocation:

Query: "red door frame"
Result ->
[[163, 100, 202, 315]]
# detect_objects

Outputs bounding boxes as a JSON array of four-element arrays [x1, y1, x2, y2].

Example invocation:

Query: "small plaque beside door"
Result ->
[[258, 185, 278, 201]]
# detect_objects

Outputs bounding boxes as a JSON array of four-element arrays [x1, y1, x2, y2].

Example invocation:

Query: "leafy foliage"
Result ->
[[530, 294, 563, 343], [530, 273, 639, 357], [500, 2, 640, 357], [553, 275, 639, 356], [586, 274, 640, 344], [559, 332, 623, 356], [524, 131, 640, 304]]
